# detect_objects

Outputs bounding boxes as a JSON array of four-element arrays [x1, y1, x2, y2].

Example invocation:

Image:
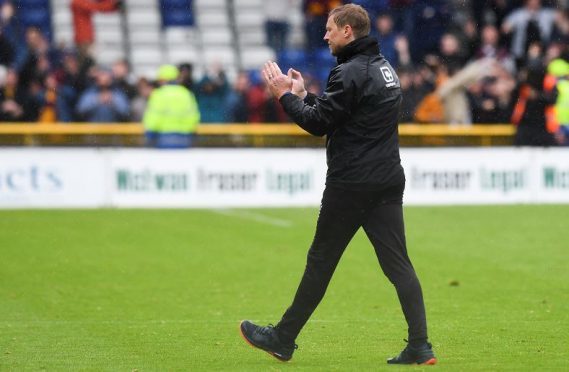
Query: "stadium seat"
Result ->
[[160, 0, 195, 27], [16, 0, 52, 39], [195, 12, 229, 27], [241, 47, 275, 70], [129, 30, 161, 46], [164, 27, 197, 43], [131, 48, 164, 65], [235, 0, 263, 6], [235, 12, 264, 28], [19, 0, 47, 6], [167, 47, 199, 65], [201, 29, 232, 46], [127, 10, 161, 27], [97, 48, 126, 65], [93, 13, 122, 28], [277, 49, 309, 71], [203, 47, 236, 66]]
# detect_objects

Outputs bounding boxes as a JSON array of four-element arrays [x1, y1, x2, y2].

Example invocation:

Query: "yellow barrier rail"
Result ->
[[0, 123, 515, 135], [0, 123, 516, 146]]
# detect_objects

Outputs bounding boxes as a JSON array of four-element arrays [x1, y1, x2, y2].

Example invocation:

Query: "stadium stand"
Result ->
[[1, 0, 568, 147]]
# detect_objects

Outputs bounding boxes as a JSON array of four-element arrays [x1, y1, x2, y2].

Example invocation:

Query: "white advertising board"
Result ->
[[401, 148, 538, 205], [0, 149, 107, 208], [533, 149, 569, 203], [108, 149, 327, 207], [0, 148, 568, 208]]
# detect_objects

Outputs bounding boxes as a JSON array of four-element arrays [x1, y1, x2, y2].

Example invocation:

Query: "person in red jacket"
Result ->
[[71, 0, 121, 58]]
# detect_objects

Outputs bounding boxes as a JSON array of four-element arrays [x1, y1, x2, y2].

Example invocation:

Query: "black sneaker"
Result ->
[[387, 341, 437, 365], [239, 320, 297, 362]]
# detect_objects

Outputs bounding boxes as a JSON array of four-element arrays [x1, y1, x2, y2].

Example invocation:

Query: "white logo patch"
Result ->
[[380, 66, 396, 88]]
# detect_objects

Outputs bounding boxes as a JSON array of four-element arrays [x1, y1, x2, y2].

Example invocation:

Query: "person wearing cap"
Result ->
[[143, 64, 200, 148]]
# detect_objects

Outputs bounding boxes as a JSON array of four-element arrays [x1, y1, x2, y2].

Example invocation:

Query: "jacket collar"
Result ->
[[336, 35, 380, 64]]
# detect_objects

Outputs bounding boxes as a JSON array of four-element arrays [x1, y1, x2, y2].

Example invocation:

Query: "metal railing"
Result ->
[[0, 123, 516, 147]]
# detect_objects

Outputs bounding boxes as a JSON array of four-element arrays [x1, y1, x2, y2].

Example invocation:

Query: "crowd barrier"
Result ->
[[1, 147, 568, 208], [0, 123, 516, 146]]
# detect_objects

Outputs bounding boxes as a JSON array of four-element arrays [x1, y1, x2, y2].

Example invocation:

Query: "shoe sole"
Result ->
[[420, 358, 437, 365], [387, 357, 437, 365], [238, 321, 291, 362]]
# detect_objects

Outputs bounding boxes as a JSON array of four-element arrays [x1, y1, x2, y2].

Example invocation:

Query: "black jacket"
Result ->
[[280, 36, 405, 190]]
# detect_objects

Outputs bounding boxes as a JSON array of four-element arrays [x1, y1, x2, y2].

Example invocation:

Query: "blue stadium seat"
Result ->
[[309, 48, 336, 86], [14, 0, 52, 39], [248, 70, 263, 86], [160, 0, 194, 27], [277, 49, 309, 72], [18, 0, 47, 6], [311, 47, 336, 68]]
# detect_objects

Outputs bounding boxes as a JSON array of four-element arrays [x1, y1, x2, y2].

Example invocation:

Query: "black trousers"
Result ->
[[276, 183, 428, 344]]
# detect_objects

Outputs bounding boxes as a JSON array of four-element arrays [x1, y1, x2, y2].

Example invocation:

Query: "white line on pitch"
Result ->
[[211, 209, 292, 228]]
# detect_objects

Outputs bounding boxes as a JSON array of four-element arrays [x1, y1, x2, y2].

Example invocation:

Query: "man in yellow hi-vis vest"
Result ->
[[553, 62, 569, 145], [143, 65, 200, 148], [545, 59, 569, 145]]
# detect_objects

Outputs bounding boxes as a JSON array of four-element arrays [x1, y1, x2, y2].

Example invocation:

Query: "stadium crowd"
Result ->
[[0, 0, 569, 145]]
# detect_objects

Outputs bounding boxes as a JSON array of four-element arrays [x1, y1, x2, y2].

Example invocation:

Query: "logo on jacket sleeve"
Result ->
[[380, 66, 396, 88]]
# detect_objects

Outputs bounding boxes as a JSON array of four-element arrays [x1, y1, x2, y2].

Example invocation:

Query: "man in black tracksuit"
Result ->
[[240, 4, 436, 365]]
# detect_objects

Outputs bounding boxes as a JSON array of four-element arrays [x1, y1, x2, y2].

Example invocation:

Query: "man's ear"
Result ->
[[344, 25, 352, 38]]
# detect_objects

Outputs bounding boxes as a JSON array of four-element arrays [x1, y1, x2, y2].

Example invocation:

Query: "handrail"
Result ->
[[0, 123, 516, 136]]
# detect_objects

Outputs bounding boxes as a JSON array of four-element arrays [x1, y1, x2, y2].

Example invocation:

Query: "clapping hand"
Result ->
[[288, 67, 307, 99], [262, 61, 307, 99]]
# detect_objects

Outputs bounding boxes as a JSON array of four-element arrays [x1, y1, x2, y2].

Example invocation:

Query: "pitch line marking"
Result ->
[[211, 209, 293, 228]]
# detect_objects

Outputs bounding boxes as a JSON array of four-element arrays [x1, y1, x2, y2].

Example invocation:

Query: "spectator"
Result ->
[[247, 78, 287, 123], [551, 8, 569, 51], [76, 66, 130, 122], [0, 0, 18, 67], [409, 0, 451, 63], [32, 72, 76, 123], [438, 58, 497, 124], [143, 64, 200, 148], [16, 27, 52, 91], [177, 62, 194, 92], [348, 0, 389, 23], [544, 58, 569, 144], [0, 29, 13, 66], [394, 34, 412, 68], [389, 0, 415, 38], [196, 63, 229, 123], [456, 16, 480, 62], [225, 71, 251, 123], [475, 24, 516, 73], [371, 12, 399, 67], [71, 0, 122, 60], [415, 53, 496, 124], [264, 0, 291, 52], [438, 32, 468, 71], [130, 77, 154, 122], [0, 69, 27, 122], [111, 59, 136, 100], [52, 50, 91, 121], [303, 0, 343, 50], [471, 0, 516, 31], [398, 67, 430, 122], [511, 56, 557, 146], [501, 0, 557, 66], [469, 65, 516, 124]]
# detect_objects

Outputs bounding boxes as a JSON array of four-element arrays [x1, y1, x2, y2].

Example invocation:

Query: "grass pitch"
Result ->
[[1, 206, 568, 371]]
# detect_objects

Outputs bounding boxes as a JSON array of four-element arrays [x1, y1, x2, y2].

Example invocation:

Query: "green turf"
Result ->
[[1, 206, 568, 371]]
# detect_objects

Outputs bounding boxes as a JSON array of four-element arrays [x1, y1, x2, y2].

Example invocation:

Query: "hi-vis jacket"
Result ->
[[143, 84, 200, 134]]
